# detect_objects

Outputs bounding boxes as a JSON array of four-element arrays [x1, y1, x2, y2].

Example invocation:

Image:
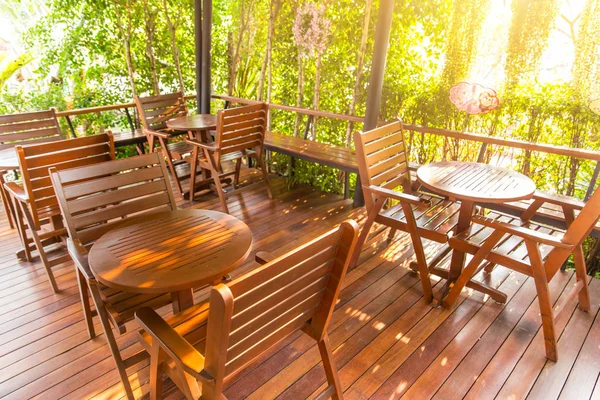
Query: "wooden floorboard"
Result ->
[[0, 167, 599, 399]]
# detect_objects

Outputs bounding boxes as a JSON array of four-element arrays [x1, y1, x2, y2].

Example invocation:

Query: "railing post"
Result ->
[[65, 116, 77, 138], [476, 143, 488, 163], [585, 161, 600, 201]]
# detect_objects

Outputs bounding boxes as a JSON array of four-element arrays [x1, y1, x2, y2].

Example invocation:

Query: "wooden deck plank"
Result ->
[[0, 165, 599, 399]]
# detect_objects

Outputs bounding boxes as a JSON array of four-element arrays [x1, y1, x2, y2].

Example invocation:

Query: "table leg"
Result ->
[[438, 200, 475, 306], [171, 289, 194, 313]]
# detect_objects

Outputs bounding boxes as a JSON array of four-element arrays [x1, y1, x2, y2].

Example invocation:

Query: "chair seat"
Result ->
[[138, 300, 210, 354], [165, 141, 194, 158], [377, 192, 461, 243], [101, 285, 173, 332], [448, 210, 565, 276]]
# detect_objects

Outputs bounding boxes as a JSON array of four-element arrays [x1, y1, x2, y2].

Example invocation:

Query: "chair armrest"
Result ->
[[66, 238, 95, 280], [255, 251, 276, 265], [532, 190, 586, 210], [364, 185, 430, 207], [473, 215, 573, 249], [143, 128, 170, 140], [4, 181, 28, 203], [135, 307, 214, 382], [186, 138, 218, 152]]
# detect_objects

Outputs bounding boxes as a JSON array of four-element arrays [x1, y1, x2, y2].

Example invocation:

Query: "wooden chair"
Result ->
[[353, 120, 462, 303], [0, 109, 63, 229], [49, 152, 177, 399], [4, 133, 114, 292], [135, 92, 195, 196], [135, 219, 359, 400], [186, 103, 272, 214], [445, 187, 600, 361]]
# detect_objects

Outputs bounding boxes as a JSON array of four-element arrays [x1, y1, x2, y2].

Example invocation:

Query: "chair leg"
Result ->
[[233, 158, 242, 189], [573, 245, 591, 312], [77, 268, 96, 339], [401, 203, 433, 303], [349, 196, 386, 269], [189, 147, 199, 201], [158, 137, 184, 196], [526, 240, 558, 362], [19, 202, 58, 293], [257, 155, 273, 199], [0, 174, 14, 229], [212, 174, 229, 214], [12, 196, 32, 261], [387, 228, 397, 242], [317, 334, 343, 400], [89, 282, 136, 400], [149, 343, 164, 400]]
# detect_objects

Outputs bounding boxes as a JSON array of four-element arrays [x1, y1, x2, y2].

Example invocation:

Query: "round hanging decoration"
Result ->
[[449, 82, 500, 115]]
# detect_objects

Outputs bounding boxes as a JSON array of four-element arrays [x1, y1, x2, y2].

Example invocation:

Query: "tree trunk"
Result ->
[[112, 1, 137, 97], [310, 53, 322, 140], [293, 54, 304, 137], [142, 0, 160, 95], [228, 0, 254, 96], [162, 0, 185, 93], [345, 0, 373, 147], [258, 0, 281, 101]]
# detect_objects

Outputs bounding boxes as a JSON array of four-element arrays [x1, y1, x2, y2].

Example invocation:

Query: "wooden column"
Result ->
[[201, 0, 212, 114], [194, 0, 202, 111], [354, 0, 395, 207]]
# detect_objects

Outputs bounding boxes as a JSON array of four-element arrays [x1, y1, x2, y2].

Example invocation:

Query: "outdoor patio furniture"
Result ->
[[4, 133, 114, 292], [446, 184, 600, 361], [135, 219, 359, 400], [49, 152, 179, 399], [135, 91, 197, 196], [186, 102, 272, 213], [353, 120, 462, 303], [417, 161, 536, 304], [0, 109, 63, 229]]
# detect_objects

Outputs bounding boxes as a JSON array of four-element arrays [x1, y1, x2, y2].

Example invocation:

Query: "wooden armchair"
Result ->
[[353, 120, 462, 303], [49, 152, 177, 399], [445, 186, 600, 361], [0, 109, 63, 229], [4, 133, 113, 292], [135, 92, 195, 196], [186, 103, 272, 214], [135, 220, 359, 400]]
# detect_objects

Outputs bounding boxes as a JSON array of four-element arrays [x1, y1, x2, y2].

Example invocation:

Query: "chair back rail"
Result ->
[[16, 133, 115, 228], [135, 92, 188, 131], [0, 109, 62, 150], [214, 103, 267, 165], [50, 152, 177, 248], [354, 120, 412, 209], [206, 220, 358, 381]]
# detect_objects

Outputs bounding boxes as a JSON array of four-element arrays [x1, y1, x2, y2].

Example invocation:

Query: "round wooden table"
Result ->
[[167, 114, 217, 140], [88, 209, 252, 312], [417, 161, 535, 304], [0, 147, 18, 170]]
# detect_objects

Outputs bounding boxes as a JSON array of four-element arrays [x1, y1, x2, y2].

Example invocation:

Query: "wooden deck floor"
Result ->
[[1, 169, 600, 399]]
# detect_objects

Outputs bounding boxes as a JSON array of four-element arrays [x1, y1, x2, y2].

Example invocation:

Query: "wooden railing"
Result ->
[[52, 93, 600, 199]]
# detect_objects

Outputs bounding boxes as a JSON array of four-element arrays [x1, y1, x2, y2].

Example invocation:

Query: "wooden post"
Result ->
[[194, 0, 202, 111], [201, 0, 212, 114], [354, 0, 394, 207]]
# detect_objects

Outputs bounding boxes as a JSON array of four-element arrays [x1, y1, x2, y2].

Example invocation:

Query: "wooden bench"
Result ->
[[263, 131, 358, 199]]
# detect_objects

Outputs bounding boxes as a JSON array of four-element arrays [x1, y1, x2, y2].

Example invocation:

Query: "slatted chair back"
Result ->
[[544, 186, 600, 278], [16, 133, 115, 229], [0, 109, 62, 150], [135, 92, 188, 132], [214, 103, 267, 166], [50, 152, 177, 249], [354, 120, 412, 209], [204, 220, 357, 385]]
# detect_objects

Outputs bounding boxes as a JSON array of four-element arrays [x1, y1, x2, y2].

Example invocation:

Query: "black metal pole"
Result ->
[[353, 0, 395, 207], [201, 0, 212, 114], [194, 0, 202, 112]]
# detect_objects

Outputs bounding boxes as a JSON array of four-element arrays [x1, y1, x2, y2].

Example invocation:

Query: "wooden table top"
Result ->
[[88, 209, 252, 294], [417, 161, 535, 203], [166, 114, 217, 132], [0, 147, 18, 170]]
